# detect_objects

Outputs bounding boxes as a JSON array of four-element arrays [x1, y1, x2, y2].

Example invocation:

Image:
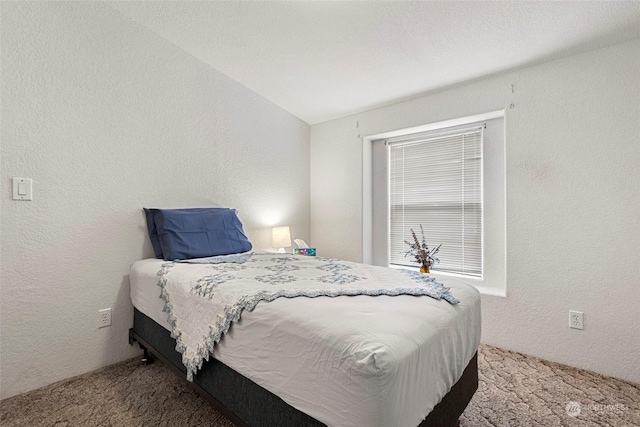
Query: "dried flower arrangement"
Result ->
[[404, 225, 441, 273]]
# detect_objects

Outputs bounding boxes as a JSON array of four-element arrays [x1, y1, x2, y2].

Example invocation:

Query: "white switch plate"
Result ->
[[12, 178, 33, 201]]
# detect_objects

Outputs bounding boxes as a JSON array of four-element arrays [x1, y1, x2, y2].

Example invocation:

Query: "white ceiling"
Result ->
[[110, 1, 640, 125]]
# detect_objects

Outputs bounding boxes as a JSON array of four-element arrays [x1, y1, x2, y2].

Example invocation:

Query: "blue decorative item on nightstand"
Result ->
[[294, 247, 316, 256]]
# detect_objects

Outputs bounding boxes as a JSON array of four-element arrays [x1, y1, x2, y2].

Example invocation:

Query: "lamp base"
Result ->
[[276, 248, 286, 253]]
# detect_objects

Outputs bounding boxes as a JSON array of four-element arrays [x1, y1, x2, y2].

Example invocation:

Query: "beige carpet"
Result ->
[[1, 344, 638, 426]]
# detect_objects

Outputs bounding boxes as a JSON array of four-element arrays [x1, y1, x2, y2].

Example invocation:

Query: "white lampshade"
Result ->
[[272, 226, 291, 252]]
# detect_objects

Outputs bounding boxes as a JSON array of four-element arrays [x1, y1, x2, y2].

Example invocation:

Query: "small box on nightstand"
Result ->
[[293, 248, 316, 256]]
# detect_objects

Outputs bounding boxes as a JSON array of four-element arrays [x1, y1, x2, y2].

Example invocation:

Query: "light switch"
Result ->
[[12, 178, 33, 201]]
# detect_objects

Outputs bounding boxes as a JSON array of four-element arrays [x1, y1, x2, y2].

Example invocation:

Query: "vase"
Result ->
[[420, 263, 430, 274]]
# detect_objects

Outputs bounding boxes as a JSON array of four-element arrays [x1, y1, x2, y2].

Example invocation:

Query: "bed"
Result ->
[[129, 208, 481, 426]]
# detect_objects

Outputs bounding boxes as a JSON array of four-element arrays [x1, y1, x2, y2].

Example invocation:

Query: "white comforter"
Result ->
[[130, 254, 481, 427]]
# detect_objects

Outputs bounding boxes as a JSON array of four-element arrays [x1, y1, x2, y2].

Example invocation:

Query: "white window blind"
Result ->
[[387, 125, 483, 277]]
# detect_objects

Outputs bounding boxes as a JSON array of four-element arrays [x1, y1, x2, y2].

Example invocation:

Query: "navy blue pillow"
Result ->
[[143, 207, 218, 259], [153, 208, 252, 261]]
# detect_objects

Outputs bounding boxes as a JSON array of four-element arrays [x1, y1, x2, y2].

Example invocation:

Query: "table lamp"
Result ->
[[272, 226, 291, 253]]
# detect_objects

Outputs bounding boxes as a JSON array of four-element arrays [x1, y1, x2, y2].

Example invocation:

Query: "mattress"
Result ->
[[130, 257, 481, 427]]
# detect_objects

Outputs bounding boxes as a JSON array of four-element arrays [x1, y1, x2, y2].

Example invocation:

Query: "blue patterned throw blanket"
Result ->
[[157, 252, 459, 380]]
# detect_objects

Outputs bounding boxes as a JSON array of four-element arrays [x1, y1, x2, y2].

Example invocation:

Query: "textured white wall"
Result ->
[[311, 40, 640, 383], [0, 2, 309, 399]]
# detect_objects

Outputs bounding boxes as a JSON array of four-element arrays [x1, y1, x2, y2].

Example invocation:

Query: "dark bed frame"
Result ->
[[129, 308, 478, 427]]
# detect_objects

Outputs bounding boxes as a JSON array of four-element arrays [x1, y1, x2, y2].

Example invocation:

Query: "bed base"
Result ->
[[130, 308, 477, 427]]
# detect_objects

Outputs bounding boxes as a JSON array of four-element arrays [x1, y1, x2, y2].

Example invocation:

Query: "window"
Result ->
[[365, 111, 505, 293], [387, 124, 483, 277]]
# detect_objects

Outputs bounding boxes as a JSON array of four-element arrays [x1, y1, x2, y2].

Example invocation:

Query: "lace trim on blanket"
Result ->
[[156, 260, 459, 381]]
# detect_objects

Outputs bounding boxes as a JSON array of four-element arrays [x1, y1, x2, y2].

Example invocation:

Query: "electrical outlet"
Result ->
[[98, 308, 112, 328], [569, 310, 583, 330]]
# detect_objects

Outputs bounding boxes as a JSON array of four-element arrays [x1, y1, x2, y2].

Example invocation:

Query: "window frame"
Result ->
[[362, 110, 506, 296]]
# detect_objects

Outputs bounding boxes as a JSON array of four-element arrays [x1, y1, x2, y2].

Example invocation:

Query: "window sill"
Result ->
[[473, 285, 506, 298], [389, 264, 506, 298]]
